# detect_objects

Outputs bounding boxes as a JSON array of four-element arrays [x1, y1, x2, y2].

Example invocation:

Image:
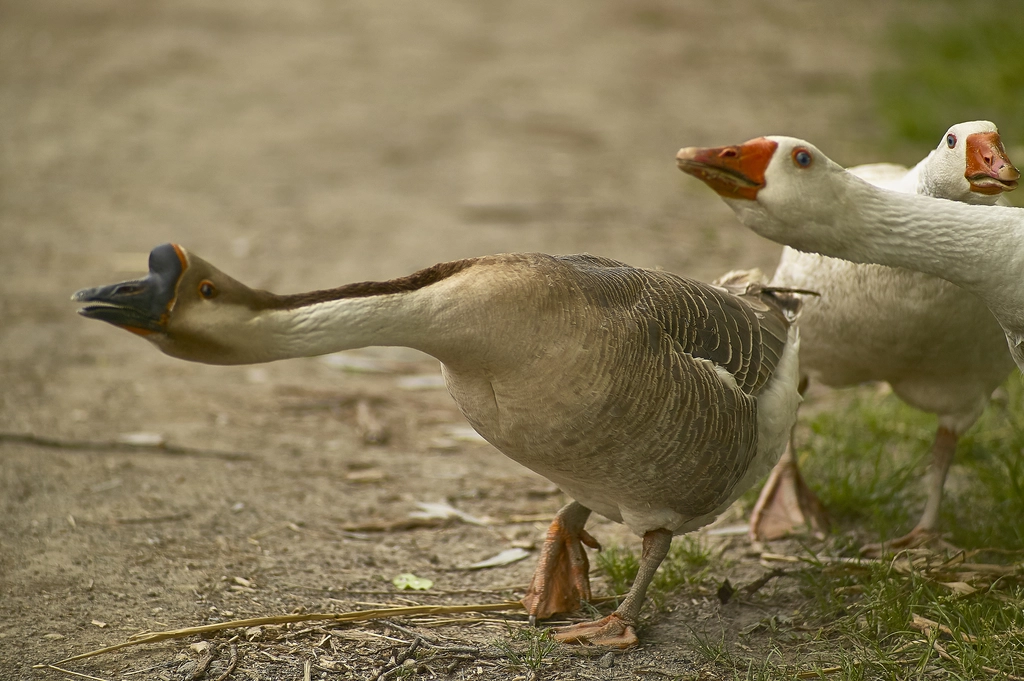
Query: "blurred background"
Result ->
[[2, 0, 1023, 674], [3, 1, 1021, 298], [5, 0, 1022, 420]]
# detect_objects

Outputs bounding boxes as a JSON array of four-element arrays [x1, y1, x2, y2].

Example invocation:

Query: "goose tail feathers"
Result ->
[[713, 268, 814, 323]]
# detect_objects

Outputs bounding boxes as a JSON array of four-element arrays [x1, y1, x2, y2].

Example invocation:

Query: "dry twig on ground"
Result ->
[[0, 432, 254, 461], [40, 601, 528, 668]]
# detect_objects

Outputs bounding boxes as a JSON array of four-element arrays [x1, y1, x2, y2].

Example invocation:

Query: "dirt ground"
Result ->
[[1, 2, 901, 679]]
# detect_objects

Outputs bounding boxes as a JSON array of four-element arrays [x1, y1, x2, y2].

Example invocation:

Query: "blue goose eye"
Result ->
[[792, 148, 813, 168], [946, 133, 957, 148]]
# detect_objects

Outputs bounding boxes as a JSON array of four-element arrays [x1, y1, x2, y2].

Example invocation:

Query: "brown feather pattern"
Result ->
[[442, 254, 795, 524]]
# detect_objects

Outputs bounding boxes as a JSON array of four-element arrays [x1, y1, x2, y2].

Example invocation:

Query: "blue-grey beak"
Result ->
[[72, 243, 185, 335]]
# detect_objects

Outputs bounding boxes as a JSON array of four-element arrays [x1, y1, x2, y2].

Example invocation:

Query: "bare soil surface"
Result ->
[[1, 2, 896, 679]]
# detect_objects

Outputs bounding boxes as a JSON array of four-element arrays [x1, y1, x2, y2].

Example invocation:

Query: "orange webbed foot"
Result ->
[[521, 502, 598, 621], [749, 449, 829, 541], [543, 527, 671, 649], [551, 613, 638, 649], [860, 527, 958, 558]]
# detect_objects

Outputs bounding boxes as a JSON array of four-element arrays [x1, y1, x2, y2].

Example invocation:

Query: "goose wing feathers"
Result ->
[[527, 255, 795, 523], [554, 254, 791, 395]]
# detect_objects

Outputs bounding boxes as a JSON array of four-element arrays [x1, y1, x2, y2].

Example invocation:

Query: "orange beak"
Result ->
[[965, 131, 1020, 195], [676, 138, 779, 200]]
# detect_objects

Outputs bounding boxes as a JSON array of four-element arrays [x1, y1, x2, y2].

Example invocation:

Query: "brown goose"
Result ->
[[73, 244, 802, 647]]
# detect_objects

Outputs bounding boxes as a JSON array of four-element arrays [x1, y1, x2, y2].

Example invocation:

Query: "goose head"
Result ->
[[676, 136, 862, 254], [925, 121, 1019, 201], [72, 243, 277, 364]]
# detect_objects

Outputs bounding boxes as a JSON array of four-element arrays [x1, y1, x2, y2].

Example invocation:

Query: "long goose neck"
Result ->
[[913, 151, 1001, 206], [176, 260, 513, 367], [194, 257, 546, 369], [842, 181, 1022, 290], [750, 176, 1024, 326], [254, 292, 444, 361], [902, 152, 931, 194]]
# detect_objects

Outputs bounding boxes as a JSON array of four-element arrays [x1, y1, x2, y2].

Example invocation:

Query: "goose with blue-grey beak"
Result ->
[[74, 244, 803, 647]]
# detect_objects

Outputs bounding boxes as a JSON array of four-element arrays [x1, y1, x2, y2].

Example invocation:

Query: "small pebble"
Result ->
[[599, 652, 614, 669]]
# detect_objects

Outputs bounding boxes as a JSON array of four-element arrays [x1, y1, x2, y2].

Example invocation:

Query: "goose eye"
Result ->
[[198, 280, 217, 299], [792, 148, 813, 168], [946, 133, 957, 149]]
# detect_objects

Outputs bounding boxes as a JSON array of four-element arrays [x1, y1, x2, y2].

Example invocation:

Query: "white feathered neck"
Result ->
[[728, 136, 1024, 366]]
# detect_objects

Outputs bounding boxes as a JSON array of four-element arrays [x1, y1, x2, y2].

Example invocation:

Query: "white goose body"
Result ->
[[773, 122, 1016, 422], [678, 130, 1022, 545], [744, 145, 1024, 368], [73, 246, 801, 647], [772, 249, 1010, 414]]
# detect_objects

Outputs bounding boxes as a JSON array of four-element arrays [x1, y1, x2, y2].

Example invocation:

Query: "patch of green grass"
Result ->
[[708, 555, 1024, 679], [652, 535, 712, 593], [494, 625, 559, 673], [952, 380, 1024, 551], [793, 379, 1024, 552], [874, 4, 1024, 151], [391, 665, 417, 680], [596, 535, 713, 603], [597, 544, 641, 596], [795, 559, 1024, 680], [798, 388, 934, 541], [688, 625, 734, 668], [721, 377, 1024, 679]]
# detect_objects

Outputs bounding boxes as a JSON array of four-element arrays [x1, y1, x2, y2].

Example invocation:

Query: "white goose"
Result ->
[[73, 244, 802, 648], [677, 134, 1023, 547], [739, 123, 1018, 546]]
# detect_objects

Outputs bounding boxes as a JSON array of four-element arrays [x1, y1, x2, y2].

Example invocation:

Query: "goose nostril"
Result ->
[[720, 148, 738, 159]]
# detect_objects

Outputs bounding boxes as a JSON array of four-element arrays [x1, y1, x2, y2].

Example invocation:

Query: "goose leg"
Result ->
[[862, 425, 958, 555], [910, 424, 957, 537], [522, 501, 600, 623], [551, 528, 673, 649], [748, 436, 829, 541]]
